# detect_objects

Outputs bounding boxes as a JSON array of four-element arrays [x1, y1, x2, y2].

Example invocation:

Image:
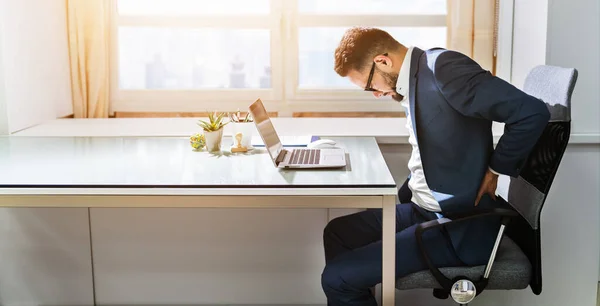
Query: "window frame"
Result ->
[[109, 0, 451, 115]]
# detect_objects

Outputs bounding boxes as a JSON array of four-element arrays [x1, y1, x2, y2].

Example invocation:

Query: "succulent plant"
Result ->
[[197, 111, 228, 132]]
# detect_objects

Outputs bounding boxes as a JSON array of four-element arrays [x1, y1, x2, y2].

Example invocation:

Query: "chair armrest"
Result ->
[[415, 208, 519, 292]]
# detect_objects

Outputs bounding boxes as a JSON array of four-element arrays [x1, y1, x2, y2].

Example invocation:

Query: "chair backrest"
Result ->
[[503, 65, 578, 295]]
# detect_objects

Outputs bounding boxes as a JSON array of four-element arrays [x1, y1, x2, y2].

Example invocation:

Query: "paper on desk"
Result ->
[[251, 135, 316, 147]]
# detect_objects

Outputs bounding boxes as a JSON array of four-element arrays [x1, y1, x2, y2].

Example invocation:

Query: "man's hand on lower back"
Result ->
[[475, 169, 498, 206]]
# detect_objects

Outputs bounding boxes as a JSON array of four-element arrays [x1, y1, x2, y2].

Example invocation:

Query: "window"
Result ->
[[111, 0, 447, 115]]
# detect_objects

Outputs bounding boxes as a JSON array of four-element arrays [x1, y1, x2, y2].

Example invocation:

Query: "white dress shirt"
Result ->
[[396, 47, 442, 212]]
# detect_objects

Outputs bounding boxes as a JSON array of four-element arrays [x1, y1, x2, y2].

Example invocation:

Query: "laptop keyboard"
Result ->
[[290, 149, 320, 165]]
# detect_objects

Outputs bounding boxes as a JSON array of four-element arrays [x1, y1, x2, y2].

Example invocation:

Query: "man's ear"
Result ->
[[374, 54, 393, 69]]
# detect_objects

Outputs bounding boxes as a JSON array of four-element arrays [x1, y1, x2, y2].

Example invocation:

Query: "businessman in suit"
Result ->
[[322, 27, 550, 305]]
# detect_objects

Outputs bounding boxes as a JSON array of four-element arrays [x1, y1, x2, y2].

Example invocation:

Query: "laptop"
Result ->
[[248, 99, 347, 169]]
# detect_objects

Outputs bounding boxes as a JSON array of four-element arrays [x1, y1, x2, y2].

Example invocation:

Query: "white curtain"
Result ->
[[447, 0, 497, 73], [66, 0, 111, 118]]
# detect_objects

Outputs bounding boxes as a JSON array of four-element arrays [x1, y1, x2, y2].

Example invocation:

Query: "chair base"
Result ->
[[433, 288, 449, 299]]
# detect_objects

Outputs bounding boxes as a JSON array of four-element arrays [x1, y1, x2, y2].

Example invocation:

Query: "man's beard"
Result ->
[[391, 92, 405, 102], [378, 69, 403, 102]]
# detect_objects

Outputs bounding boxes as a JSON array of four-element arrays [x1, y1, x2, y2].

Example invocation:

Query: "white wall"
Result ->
[[510, 0, 548, 88], [0, 0, 9, 135], [0, 0, 72, 134], [545, 0, 600, 135], [512, 0, 600, 136]]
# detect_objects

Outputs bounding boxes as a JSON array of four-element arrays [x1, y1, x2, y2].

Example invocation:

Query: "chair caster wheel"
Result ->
[[433, 288, 449, 299]]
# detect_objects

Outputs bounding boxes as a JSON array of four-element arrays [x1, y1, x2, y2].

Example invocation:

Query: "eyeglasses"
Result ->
[[364, 53, 387, 92]]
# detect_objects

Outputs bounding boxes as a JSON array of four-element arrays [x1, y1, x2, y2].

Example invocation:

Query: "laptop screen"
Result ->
[[249, 99, 283, 163]]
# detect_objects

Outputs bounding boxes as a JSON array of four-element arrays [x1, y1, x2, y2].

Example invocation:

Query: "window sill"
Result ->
[[9, 118, 599, 144], [10, 117, 504, 144]]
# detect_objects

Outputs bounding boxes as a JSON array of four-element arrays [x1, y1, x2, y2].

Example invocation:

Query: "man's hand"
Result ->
[[475, 169, 498, 206]]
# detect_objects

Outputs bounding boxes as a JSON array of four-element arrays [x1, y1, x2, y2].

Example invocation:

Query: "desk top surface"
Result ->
[[0, 136, 396, 192]]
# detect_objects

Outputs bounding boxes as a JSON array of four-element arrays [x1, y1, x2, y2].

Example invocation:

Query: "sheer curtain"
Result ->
[[66, 0, 111, 118], [447, 0, 498, 73]]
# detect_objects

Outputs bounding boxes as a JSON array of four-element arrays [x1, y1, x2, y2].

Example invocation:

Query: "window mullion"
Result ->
[[282, 0, 299, 106], [270, 0, 285, 101]]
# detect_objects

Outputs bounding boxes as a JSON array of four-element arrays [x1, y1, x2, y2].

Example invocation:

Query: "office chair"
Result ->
[[394, 65, 579, 305]]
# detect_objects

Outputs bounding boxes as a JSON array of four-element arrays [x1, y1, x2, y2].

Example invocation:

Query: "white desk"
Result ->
[[0, 136, 398, 305]]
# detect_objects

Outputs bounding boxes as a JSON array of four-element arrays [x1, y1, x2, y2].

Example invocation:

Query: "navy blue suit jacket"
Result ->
[[405, 47, 550, 264]]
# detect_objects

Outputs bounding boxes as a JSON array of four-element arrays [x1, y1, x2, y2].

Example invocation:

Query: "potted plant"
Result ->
[[197, 111, 228, 152], [189, 133, 206, 151], [229, 110, 254, 150]]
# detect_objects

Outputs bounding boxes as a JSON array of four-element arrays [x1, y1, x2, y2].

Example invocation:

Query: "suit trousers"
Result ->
[[321, 202, 464, 306]]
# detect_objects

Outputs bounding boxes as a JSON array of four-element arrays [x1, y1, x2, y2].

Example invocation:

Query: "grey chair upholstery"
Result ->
[[396, 237, 531, 290], [395, 65, 578, 304]]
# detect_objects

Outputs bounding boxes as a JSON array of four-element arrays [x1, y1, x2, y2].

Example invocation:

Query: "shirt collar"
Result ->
[[395, 46, 413, 100]]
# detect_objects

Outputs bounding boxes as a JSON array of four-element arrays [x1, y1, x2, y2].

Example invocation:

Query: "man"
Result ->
[[322, 27, 550, 305]]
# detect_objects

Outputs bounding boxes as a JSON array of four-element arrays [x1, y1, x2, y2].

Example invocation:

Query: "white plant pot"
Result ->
[[204, 129, 224, 152], [231, 122, 254, 149]]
